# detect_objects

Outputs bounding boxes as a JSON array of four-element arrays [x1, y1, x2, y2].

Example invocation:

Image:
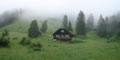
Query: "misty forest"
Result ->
[[0, 0, 120, 60]]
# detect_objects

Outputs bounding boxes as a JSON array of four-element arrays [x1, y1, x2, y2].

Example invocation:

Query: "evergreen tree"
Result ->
[[111, 16, 118, 35], [68, 21, 73, 32], [40, 20, 48, 33], [28, 20, 41, 38], [87, 13, 94, 30], [97, 15, 106, 37], [75, 11, 86, 36], [63, 15, 68, 29]]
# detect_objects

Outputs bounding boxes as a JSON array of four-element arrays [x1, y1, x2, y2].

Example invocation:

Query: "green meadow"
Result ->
[[0, 20, 120, 60]]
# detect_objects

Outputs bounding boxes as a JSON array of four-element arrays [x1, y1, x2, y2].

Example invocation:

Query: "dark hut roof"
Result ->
[[52, 27, 73, 36]]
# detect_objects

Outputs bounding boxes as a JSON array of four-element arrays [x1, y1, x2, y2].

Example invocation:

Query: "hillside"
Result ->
[[0, 18, 120, 60], [0, 18, 64, 34]]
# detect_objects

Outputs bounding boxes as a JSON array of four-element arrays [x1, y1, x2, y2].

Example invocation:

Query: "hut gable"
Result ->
[[52, 27, 74, 42]]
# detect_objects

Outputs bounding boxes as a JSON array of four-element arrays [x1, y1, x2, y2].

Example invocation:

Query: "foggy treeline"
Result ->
[[0, 9, 120, 39], [0, 9, 23, 28], [96, 12, 120, 37]]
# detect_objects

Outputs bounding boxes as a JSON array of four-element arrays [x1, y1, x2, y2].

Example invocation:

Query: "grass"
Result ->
[[0, 32, 120, 60]]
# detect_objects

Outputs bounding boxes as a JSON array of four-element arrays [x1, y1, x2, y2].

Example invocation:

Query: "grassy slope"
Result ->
[[0, 18, 63, 34], [0, 32, 120, 60], [0, 19, 120, 60]]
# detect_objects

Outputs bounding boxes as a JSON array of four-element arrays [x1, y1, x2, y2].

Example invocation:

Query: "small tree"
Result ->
[[40, 20, 48, 33], [68, 21, 73, 32], [2, 29, 9, 37], [28, 20, 41, 38], [0, 37, 10, 47], [0, 29, 10, 47]]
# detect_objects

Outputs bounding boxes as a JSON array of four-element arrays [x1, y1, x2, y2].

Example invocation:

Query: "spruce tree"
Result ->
[[68, 21, 73, 32], [40, 20, 48, 33], [97, 15, 106, 37], [87, 13, 94, 30], [28, 20, 41, 38], [75, 11, 86, 36], [63, 15, 68, 29]]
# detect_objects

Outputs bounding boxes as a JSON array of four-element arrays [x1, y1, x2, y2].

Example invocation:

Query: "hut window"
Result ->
[[56, 35, 60, 37], [65, 35, 69, 37], [61, 35, 64, 37], [61, 30, 64, 33]]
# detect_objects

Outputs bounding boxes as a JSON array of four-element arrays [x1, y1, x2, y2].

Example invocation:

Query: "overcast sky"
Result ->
[[0, 0, 120, 18]]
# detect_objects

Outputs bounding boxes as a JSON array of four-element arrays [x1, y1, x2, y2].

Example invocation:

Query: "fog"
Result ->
[[0, 0, 120, 21]]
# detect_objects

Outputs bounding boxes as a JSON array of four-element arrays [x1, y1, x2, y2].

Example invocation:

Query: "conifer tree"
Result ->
[[40, 20, 48, 33], [97, 15, 106, 37], [87, 13, 94, 30], [75, 11, 86, 36], [68, 21, 73, 32], [63, 15, 68, 29], [28, 20, 41, 38]]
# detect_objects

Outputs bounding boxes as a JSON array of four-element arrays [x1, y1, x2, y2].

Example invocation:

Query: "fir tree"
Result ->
[[75, 11, 86, 36], [28, 20, 41, 38], [63, 15, 68, 29], [40, 20, 48, 33], [97, 15, 106, 37], [87, 13, 94, 30]]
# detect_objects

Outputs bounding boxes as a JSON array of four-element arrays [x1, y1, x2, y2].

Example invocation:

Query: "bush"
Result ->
[[20, 37, 31, 45], [0, 37, 10, 47], [110, 31, 120, 42], [30, 42, 42, 51], [1, 29, 9, 37]]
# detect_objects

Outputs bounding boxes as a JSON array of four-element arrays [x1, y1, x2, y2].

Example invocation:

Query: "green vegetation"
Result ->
[[28, 20, 41, 38], [110, 31, 120, 42], [19, 37, 31, 45], [40, 20, 48, 33], [68, 21, 73, 32], [63, 15, 68, 29], [1, 29, 9, 37], [0, 31, 120, 60], [0, 29, 10, 47], [97, 15, 107, 37], [0, 18, 63, 34], [0, 37, 10, 47], [76, 11, 86, 36], [0, 14, 120, 60], [87, 13, 94, 31]]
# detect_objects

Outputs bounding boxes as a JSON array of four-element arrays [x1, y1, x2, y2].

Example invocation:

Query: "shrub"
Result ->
[[12, 37, 18, 40], [0, 37, 10, 47], [30, 42, 42, 51], [20, 37, 31, 45], [1, 29, 9, 37]]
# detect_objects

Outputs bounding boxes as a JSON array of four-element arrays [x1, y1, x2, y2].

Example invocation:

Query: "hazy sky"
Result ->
[[0, 0, 120, 18]]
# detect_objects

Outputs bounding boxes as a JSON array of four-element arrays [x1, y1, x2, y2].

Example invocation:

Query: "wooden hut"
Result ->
[[52, 27, 74, 42]]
